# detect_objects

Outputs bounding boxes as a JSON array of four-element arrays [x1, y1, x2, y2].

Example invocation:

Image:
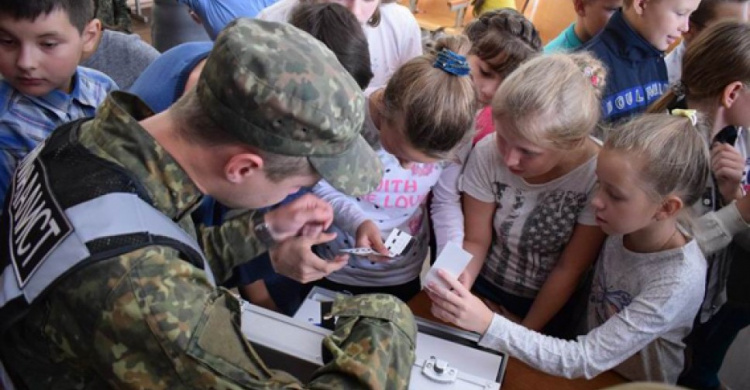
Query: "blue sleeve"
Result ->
[[0, 143, 18, 208], [178, 0, 270, 39]]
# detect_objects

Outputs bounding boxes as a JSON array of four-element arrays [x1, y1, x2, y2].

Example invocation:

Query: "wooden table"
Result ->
[[407, 291, 628, 390]]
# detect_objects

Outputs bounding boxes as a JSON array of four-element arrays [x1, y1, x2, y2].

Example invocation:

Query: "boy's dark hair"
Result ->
[[301, 0, 390, 27], [0, 0, 94, 33], [290, 3, 373, 90]]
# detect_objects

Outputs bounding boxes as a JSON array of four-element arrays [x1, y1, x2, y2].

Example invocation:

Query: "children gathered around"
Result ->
[[429, 112, 710, 382], [2, 0, 750, 388]]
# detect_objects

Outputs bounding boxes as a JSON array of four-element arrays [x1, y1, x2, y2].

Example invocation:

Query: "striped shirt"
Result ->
[[0, 66, 117, 206]]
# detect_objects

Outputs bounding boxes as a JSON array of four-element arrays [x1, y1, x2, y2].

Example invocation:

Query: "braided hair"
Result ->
[[464, 8, 542, 78]]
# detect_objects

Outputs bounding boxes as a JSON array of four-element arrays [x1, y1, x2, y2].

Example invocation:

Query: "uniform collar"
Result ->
[[80, 91, 202, 220], [601, 10, 663, 61]]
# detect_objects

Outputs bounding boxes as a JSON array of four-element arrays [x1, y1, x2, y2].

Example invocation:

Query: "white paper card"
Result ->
[[423, 242, 473, 290], [384, 228, 413, 256]]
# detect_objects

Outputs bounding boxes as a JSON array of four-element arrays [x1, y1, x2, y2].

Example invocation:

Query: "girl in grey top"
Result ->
[[427, 113, 710, 383]]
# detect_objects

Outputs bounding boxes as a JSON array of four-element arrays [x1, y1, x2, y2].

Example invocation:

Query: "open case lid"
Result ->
[[241, 287, 507, 389]]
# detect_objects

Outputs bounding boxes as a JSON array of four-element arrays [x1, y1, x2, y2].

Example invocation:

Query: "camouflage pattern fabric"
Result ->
[[197, 18, 382, 197], [95, 0, 133, 33], [1, 93, 416, 389]]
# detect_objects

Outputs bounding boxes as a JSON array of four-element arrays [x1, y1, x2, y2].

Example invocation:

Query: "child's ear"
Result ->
[[574, 0, 587, 16], [632, 0, 648, 16], [81, 18, 101, 54], [654, 195, 684, 221], [721, 81, 745, 110]]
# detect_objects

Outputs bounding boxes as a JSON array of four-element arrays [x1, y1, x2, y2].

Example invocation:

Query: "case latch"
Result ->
[[422, 356, 458, 383]]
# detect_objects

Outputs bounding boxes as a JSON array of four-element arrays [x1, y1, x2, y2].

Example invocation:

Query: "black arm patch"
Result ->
[[7, 149, 72, 287]]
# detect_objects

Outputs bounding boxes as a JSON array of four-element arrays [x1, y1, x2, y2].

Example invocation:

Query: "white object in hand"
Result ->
[[423, 241, 473, 290], [383, 228, 414, 257]]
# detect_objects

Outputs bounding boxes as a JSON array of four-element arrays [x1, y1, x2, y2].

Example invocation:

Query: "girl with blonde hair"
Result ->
[[310, 36, 477, 302], [649, 20, 750, 389], [428, 113, 710, 383], [439, 52, 607, 338]]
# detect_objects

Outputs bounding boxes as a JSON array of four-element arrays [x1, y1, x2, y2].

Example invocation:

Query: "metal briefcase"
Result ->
[[241, 287, 507, 389]]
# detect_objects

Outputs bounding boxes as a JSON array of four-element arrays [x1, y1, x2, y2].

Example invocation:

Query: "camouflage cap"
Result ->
[[197, 18, 382, 196]]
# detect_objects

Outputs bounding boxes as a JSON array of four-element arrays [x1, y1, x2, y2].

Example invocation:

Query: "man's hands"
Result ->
[[263, 194, 334, 242], [269, 233, 348, 283], [262, 194, 345, 283]]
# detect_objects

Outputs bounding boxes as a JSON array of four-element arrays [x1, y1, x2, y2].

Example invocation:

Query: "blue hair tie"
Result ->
[[433, 49, 470, 76]]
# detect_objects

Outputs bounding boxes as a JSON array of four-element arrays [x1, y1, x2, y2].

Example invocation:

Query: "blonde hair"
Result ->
[[464, 8, 542, 78], [606, 114, 709, 215], [381, 35, 477, 159], [491, 52, 607, 149], [650, 21, 750, 113]]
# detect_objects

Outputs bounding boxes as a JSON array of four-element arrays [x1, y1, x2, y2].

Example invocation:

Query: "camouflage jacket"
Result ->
[[1, 93, 416, 389], [95, 0, 133, 33]]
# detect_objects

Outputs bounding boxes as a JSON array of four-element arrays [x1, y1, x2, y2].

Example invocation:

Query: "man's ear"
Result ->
[[224, 152, 263, 184], [81, 18, 101, 57], [722, 81, 745, 110], [654, 195, 684, 221]]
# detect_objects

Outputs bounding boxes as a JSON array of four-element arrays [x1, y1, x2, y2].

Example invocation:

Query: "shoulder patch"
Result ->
[[7, 145, 71, 287]]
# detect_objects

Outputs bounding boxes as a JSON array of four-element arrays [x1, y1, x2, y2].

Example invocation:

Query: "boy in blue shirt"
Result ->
[[582, 0, 700, 123], [546, 0, 623, 53], [0, 0, 117, 205]]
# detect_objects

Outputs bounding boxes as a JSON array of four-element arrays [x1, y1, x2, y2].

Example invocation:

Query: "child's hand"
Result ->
[[425, 269, 494, 334], [711, 143, 745, 203], [355, 220, 391, 260], [457, 270, 476, 290]]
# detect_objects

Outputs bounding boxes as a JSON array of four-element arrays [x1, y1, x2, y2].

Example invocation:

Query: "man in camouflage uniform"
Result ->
[[95, 0, 133, 32], [0, 19, 416, 389]]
